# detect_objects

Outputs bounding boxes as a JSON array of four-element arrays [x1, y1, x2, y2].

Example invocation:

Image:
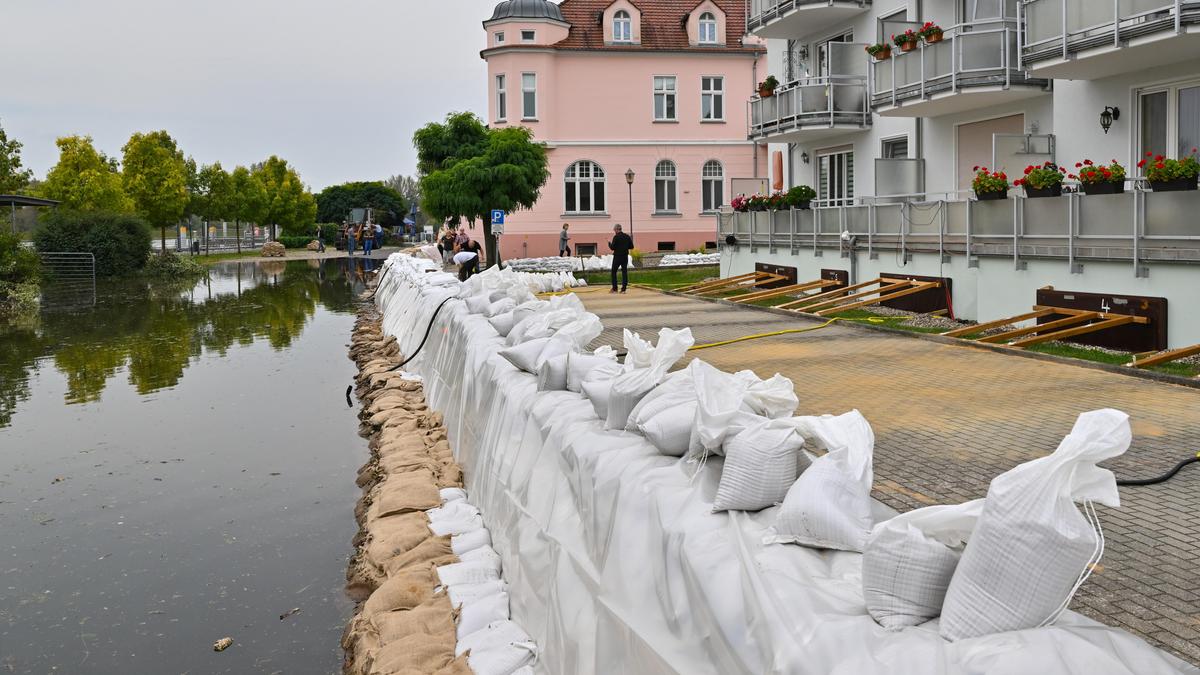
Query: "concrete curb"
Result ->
[[652, 287, 1200, 391]]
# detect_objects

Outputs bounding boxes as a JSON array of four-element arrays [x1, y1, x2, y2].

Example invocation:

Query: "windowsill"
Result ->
[[561, 212, 610, 218], [521, 118, 539, 122], [653, 119, 679, 124], [700, 210, 720, 215], [652, 211, 683, 217], [495, 119, 507, 124], [700, 119, 726, 124]]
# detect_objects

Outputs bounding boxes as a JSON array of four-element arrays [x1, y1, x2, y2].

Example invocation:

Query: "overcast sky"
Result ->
[[3, 0, 497, 191]]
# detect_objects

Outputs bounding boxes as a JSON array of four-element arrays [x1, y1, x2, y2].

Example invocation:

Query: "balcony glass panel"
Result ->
[[1145, 190, 1200, 238], [972, 199, 1014, 236], [875, 204, 903, 234], [1023, 0, 1193, 63], [1079, 193, 1132, 237], [1022, 195, 1069, 236]]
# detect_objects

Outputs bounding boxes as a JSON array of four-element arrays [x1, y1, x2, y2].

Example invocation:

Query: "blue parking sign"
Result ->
[[491, 210, 505, 225]]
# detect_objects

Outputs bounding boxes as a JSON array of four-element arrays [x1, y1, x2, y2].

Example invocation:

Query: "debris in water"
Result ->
[[279, 608, 301, 621], [213, 637, 233, 652]]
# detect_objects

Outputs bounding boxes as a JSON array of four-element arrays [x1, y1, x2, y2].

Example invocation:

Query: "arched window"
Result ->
[[614, 10, 632, 43], [699, 12, 718, 44], [654, 160, 678, 212], [565, 160, 606, 214], [701, 160, 724, 212]]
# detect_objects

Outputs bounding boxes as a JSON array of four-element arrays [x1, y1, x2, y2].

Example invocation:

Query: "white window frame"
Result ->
[[564, 160, 608, 215], [701, 160, 724, 213], [654, 75, 677, 122], [701, 75, 725, 122], [817, 148, 854, 207], [817, 30, 854, 78], [521, 72, 537, 120], [495, 74, 507, 122], [521, 30, 536, 42], [699, 12, 718, 44], [495, 31, 505, 44], [614, 10, 632, 43], [1136, 78, 1200, 161], [881, 135, 909, 159], [655, 160, 679, 213]]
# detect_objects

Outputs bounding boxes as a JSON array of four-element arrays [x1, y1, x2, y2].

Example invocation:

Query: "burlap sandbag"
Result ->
[[363, 566, 437, 617], [382, 418, 423, 435], [372, 594, 456, 643], [383, 535, 456, 576], [372, 469, 440, 518], [368, 630, 457, 675], [366, 513, 432, 568], [437, 463, 464, 489], [369, 408, 419, 428], [379, 454, 440, 477], [435, 655, 474, 675], [376, 436, 428, 459]]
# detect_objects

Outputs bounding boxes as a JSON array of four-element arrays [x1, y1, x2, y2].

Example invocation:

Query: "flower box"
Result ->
[[975, 189, 1008, 201], [924, 32, 944, 43], [1080, 181, 1125, 196], [758, 86, 775, 98], [1023, 184, 1062, 198], [793, 200, 812, 210], [873, 47, 891, 60], [1149, 177, 1198, 192], [899, 41, 917, 52]]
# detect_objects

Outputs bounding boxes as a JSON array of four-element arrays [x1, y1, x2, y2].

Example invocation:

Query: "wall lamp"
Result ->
[[801, 152, 810, 164], [1100, 106, 1120, 134]]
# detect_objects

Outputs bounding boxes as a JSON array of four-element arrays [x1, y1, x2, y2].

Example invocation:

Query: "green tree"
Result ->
[[0, 120, 33, 194], [32, 210, 152, 276], [414, 112, 548, 266], [39, 136, 134, 212], [0, 230, 40, 314], [315, 181, 407, 228], [229, 166, 268, 254], [122, 130, 190, 254], [193, 163, 234, 251], [252, 156, 317, 239]]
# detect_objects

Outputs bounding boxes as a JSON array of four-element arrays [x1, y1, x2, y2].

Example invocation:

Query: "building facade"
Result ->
[[722, 0, 1200, 348], [483, 0, 767, 259]]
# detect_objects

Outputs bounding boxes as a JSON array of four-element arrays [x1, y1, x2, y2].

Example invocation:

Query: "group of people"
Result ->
[[345, 221, 385, 256], [558, 221, 636, 293], [437, 226, 484, 281]]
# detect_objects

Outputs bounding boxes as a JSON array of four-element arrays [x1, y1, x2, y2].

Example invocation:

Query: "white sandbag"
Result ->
[[498, 337, 572, 375], [606, 328, 695, 430], [448, 580, 508, 610], [488, 290, 508, 303], [489, 311, 517, 337], [766, 410, 876, 552], [862, 499, 984, 630], [486, 297, 516, 318], [620, 328, 656, 371], [940, 409, 1131, 641], [552, 312, 603, 349], [457, 591, 511, 639], [427, 500, 480, 523], [468, 640, 538, 675], [581, 368, 617, 421], [743, 373, 799, 419], [459, 545, 502, 571], [465, 293, 492, 315], [439, 487, 467, 504], [451, 527, 493, 556], [712, 418, 808, 512], [456, 619, 532, 657], [536, 353, 570, 392], [640, 401, 698, 457], [437, 560, 500, 587], [689, 359, 754, 458], [429, 513, 483, 537], [566, 348, 619, 393], [625, 369, 694, 431]]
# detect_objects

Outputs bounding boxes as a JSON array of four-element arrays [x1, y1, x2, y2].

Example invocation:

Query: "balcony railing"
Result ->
[[871, 18, 1050, 113], [747, 0, 871, 36], [1021, 0, 1200, 67], [719, 181, 1200, 278], [749, 76, 870, 141]]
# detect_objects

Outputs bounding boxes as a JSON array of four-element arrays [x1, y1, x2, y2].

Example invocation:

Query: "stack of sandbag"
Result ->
[[658, 252, 720, 266], [581, 327, 694, 425], [537, 346, 619, 393]]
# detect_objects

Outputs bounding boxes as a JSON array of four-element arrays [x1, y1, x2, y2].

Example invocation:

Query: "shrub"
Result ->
[[277, 235, 316, 249], [630, 248, 644, 266], [0, 231, 40, 314], [785, 185, 817, 207], [33, 210, 152, 276], [143, 251, 207, 278]]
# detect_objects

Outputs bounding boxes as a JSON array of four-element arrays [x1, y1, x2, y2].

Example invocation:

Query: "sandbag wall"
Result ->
[[373, 254, 1194, 675]]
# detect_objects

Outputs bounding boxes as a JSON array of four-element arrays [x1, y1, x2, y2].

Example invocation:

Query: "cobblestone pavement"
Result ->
[[580, 287, 1200, 666]]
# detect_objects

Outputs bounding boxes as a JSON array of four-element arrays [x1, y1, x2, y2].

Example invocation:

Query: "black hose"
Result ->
[[1116, 453, 1200, 486], [345, 385, 353, 408], [386, 295, 456, 373]]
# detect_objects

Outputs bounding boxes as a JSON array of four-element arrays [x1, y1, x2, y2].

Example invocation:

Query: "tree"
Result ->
[[194, 163, 234, 252], [122, 130, 190, 254], [0, 120, 33, 194], [229, 166, 268, 254], [316, 181, 407, 228], [38, 136, 134, 212], [252, 156, 317, 239], [414, 112, 548, 266], [383, 174, 426, 230]]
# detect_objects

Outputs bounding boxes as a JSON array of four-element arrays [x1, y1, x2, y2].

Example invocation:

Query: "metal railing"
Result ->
[[719, 181, 1200, 278], [747, 0, 871, 33], [871, 18, 1050, 109], [749, 75, 870, 140], [38, 252, 96, 308], [1020, 0, 1200, 66]]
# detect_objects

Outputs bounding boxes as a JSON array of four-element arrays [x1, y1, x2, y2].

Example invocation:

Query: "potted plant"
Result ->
[[866, 42, 892, 61], [1014, 161, 1066, 198], [757, 75, 779, 98], [893, 30, 919, 52], [1137, 150, 1199, 192], [730, 195, 749, 213], [747, 194, 769, 211], [919, 22, 944, 44], [1072, 159, 1126, 195], [971, 166, 1009, 200], [785, 184, 817, 210]]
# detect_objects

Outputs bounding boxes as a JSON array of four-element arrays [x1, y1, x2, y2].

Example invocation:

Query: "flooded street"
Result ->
[[1, 258, 380, 674]]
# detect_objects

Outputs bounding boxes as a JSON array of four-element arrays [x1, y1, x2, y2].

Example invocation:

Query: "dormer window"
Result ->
[[699, 12, 718, 44], [614, 10, 632, 43], [521, 30, 536, 42]]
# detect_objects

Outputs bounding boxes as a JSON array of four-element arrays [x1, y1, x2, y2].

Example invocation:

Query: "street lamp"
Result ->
[[625, 169, 635, 237]]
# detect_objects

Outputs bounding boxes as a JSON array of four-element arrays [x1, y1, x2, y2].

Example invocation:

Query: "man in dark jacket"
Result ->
[[608, 223, 634, 293]]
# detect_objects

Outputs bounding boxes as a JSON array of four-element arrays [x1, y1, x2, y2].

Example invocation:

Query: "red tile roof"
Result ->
[[552, 0, 762, 53]]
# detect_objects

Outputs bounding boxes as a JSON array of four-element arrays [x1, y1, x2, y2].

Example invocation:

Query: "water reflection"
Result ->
[[1, 258, 373, 428]]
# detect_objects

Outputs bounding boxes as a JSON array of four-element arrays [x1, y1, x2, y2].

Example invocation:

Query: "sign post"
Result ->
[[490, 210, 506, 268]]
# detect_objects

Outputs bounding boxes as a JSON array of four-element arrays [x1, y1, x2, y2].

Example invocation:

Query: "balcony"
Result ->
[[747, 0, 871, 39], [749, 76, 870, 143], [871, 19, 1051, 117], [1021, 0, 1200, 79]]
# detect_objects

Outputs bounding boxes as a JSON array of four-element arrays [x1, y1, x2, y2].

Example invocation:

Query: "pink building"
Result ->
[[482, 0, 766, 259]]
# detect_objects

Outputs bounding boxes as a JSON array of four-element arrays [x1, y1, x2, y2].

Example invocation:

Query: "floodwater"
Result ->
[[0, 258, 382, 674]]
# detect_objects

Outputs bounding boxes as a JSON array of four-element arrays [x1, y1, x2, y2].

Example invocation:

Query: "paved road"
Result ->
[[579, 287, 1200, 666]]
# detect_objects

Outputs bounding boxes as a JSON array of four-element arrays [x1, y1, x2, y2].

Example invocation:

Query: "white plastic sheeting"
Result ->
[[659, 252, 721, 266], [375, 253, 1196, 675]]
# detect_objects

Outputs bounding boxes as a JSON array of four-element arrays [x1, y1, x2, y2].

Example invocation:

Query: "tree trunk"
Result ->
[[235, 220, 241, 254], [482, 219, 501, 268], [160, 226, 167, 255]]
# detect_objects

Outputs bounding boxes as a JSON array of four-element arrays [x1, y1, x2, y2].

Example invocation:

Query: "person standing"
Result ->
[[346, 223, 358, 256], [559, 223, 571, 257], [374, 222, 384, 251], [363, 222, 375, 256], [608, 223, 634, 293], [315, 224, 326, 253]]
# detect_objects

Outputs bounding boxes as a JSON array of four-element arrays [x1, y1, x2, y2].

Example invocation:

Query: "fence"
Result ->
[[38, 252, 96, 309]]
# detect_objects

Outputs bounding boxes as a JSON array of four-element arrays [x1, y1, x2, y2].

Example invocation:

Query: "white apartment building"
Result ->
[[720, 0, 1200, 349]]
